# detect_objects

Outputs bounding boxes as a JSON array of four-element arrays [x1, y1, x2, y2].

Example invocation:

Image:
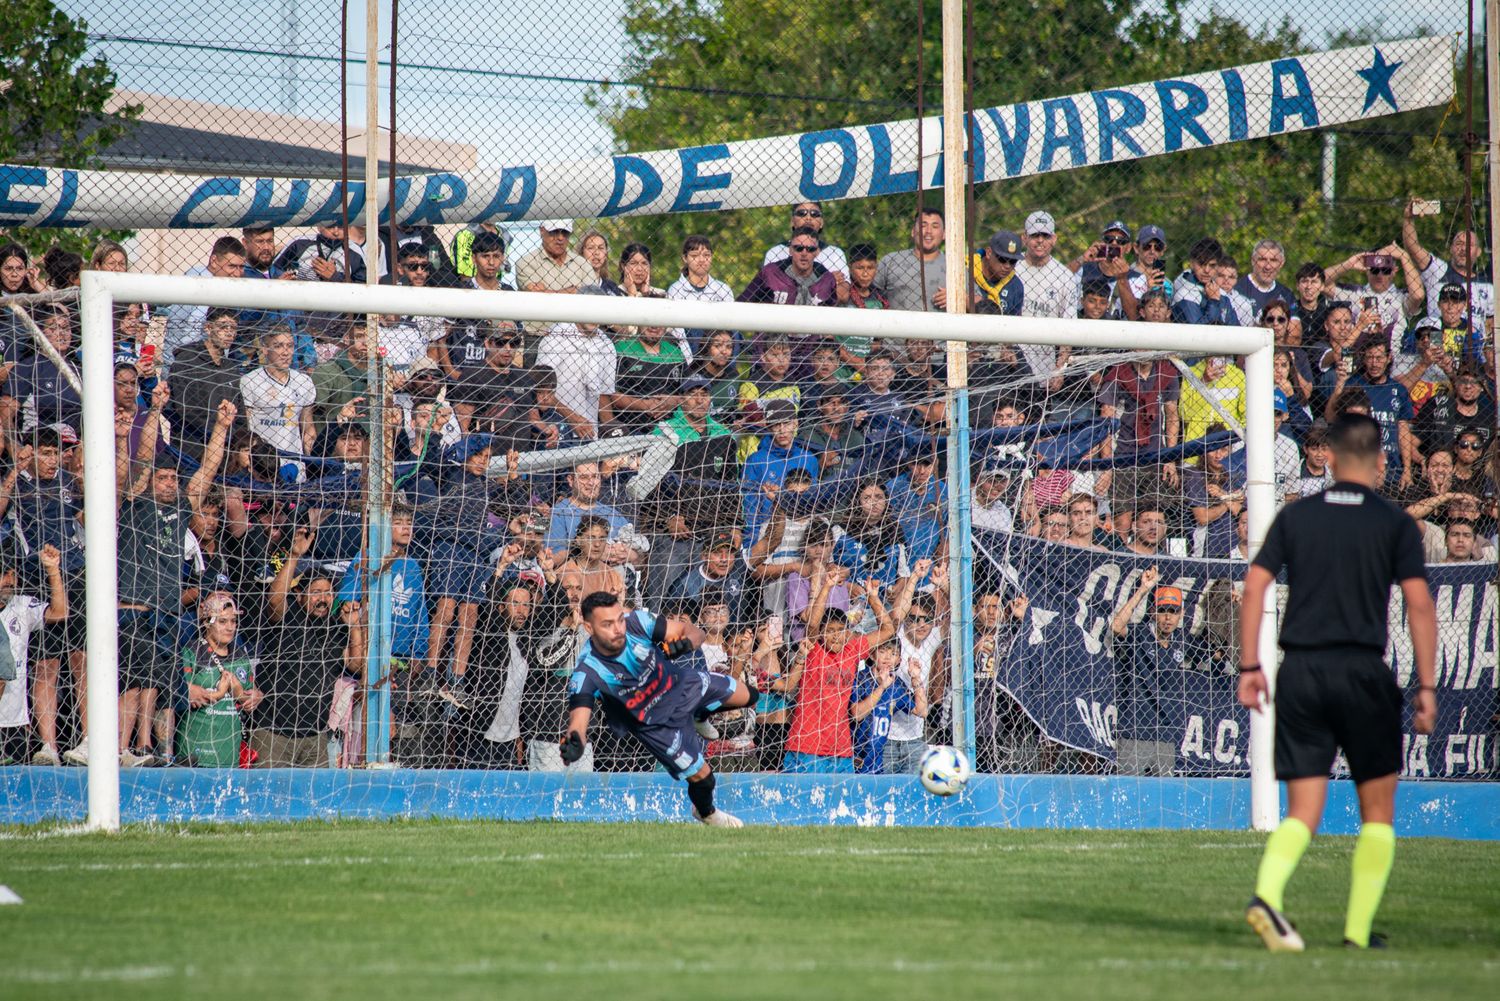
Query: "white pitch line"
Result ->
[[2, 840, 1163, 875]]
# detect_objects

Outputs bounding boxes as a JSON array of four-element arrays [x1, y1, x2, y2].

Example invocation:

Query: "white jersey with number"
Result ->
[[240, 367, 316, 455], [0, 595, 49, 728]]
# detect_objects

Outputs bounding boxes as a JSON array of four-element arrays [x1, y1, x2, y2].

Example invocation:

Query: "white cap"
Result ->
[[1025, 210, 1056, 236], [535, 218, 574, 233]]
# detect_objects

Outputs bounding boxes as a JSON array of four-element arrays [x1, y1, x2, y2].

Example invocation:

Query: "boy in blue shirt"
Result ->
[[850, 638, 928, 774]]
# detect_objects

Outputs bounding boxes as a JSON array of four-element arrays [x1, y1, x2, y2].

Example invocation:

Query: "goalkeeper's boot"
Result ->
[[693, 716, 720, 740], [1246, 896, 1305, 952], [692, 806, 744, 829]]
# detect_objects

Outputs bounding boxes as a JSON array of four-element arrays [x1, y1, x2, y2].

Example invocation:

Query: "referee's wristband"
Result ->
[[1238, 664, 1262, 674]]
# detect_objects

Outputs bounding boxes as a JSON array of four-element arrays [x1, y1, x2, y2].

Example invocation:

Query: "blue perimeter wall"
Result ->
[[2, 769, 1496, 839]]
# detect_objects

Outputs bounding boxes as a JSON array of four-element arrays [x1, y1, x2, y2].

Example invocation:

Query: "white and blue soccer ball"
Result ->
[[918, 745, 973, 796]]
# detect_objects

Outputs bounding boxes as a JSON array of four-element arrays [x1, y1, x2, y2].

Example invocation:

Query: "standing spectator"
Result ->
[[1064, 492, 1108, 550], [272, 222, 366, 291], [1285, 423, 1335, 502], [781, 571, 913, 772], [1235, 239, 1296, 315], [515, 220, 594, 294], [1099, 355, 1180, 538], [1184, 435, 1247, 557], [836, 243, 887, 375], [1072, 221, 1137, 319], [178, 591, 261, 766], [1403, 198, 1493, 322], [1325, 338, 1418, 490], [736, 335, 802, 458], [1171, 238, 1237, 325], [608, 324, 686, 433], [884, 583, 943, 773], [535, 305, 616, 433], [690, 330, 742, 422], [388, 243, 446, 353], [969, 230, 1025, 314], [251, 523, 362, 766], [1216, 255, 1260, 327], [739, 227, 840, 307], [240, 326, 316, 464], [803, 384, 864, 477], [310, 321, 371, 427], [782, 521, 850, 642], [885, 453, 946, 560], [450, 222, 507, 281], [0, 243, 42, 298], [171, 307, 250, 454], [577, 230, 617, 292], [875, 208, 947, 312], [832, 480, 911, 591], [339, 503, 428, 688], [850, 638, 928, 774], [666, 531, 751, 626], [1121, 224, 1173, 318], [7, 429, 86, 765], [741, 399, 819, 542], [0, 544, 66, 765], [613, 242, 665, 299], [1288, 262, 1333, 345], [1015, 210, 1079, 319], [1325, 245, 1426, 350], [1122, 505, 1169, 556], [545, 461, 633, 557], [666, 235, 733, 356], [1179, 355, 1246, 443], [1109, 569, 1212, 775], [162, 236, 247, 371], [763, 201, 849, 277], [4, 302, 82, 434], [1415, 366, 1496, 455]]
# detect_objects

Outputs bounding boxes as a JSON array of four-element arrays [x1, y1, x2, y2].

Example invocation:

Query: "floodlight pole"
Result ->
[[941, 0, 976, 762], [362, 0, 393, 766]]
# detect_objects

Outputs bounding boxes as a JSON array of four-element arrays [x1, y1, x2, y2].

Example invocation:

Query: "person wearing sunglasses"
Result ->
[[1413, 365, 1496, 456], [1323, 244, 1425, 347], [762, 200, 848, 278], [738, 225, 840, 309], [1402, 198, 1494, 324]]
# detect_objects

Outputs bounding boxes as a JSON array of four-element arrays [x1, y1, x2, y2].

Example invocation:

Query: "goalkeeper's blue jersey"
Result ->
[[568, 608, 686, 726]]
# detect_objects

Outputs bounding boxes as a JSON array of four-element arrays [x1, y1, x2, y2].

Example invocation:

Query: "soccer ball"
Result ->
[[918, 745, 972, 796]]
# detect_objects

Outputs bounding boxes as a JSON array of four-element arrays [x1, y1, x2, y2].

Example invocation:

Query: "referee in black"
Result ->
[[1238, 413, 1437, 952]]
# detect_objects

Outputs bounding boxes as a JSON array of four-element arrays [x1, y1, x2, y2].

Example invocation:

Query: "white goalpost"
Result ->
[[77, 270, 1277, 832]]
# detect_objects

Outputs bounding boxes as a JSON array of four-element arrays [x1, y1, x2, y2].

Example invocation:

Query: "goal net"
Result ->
[[2, 268, 1490, 831]]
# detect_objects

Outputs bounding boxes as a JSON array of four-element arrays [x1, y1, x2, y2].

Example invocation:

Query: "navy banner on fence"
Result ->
[[979, 531, 1497, 779]]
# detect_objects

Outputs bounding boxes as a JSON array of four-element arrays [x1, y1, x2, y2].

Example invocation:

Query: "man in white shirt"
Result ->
[[535, 308, 617, 433], [1015, 210, 1079, 320], [1403, 199, 1494, 322], [240, 326, 317, 460], [763, 201, 848, 278]]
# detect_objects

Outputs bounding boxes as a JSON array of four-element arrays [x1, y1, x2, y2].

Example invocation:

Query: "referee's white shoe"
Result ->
[[692, 806, 744, 828], [1246, 896, 1305, 952]]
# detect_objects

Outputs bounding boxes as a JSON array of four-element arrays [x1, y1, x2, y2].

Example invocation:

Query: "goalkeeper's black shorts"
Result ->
[[1274, 649, 1402, 784]]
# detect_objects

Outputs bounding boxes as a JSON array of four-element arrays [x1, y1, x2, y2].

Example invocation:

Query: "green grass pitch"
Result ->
[[1, 821, 1495, 1000]]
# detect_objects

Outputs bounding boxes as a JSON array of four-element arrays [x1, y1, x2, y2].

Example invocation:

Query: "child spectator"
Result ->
[[179, 591, 261, 767], [851, 637, 928, 774]]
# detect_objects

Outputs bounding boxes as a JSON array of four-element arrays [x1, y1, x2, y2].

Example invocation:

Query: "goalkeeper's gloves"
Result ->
[[660, 638, 695, 659], [560, 730, 585, 765]]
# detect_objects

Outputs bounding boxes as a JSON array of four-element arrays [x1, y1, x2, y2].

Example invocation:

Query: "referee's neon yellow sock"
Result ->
[[1344, 822, 1395, 947], [1254, 817, 1312, 911]]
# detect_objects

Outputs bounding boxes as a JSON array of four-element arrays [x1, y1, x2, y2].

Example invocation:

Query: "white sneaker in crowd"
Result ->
[[61, 743, 89, 766], [119, 749, 152, 768], [31, 744, 61, 766]]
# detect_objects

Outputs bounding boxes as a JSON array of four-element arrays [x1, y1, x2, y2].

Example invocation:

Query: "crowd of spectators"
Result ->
[[0, 194, 1493, 775]]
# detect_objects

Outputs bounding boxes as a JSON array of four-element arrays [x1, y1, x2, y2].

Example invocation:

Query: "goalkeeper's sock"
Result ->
[[1254, 817, 1312, 912], [687, 770, 717, 819], [1343, 822, 1395, 948]]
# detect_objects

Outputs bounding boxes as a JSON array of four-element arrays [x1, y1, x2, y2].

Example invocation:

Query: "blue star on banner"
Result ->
[[1356, 47, 1403, 112]]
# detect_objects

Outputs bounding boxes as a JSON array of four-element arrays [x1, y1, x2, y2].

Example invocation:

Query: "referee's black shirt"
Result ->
[[1252, 482, 1427, 653]]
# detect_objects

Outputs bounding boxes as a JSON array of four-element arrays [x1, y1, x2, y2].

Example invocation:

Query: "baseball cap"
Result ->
[[810, 382, 851, 408], [406, 355, 443, 378], [1439, 282, 1467, 301], [1273, 388, 1289, 414], [988, 230, 1023, 260], [680, 373, 711, 393], [1413, 315, 1441, 335], [50, 422, 78, 446], [536, 218, 574, 233], [760, 398, 798, 425], [1154, 585, 1184, 609], [705, 529, 736, 551], [443, 433, 493, 464], [1137, 224, 1167, 246], [1024, 210, 1055, 236], [1101, 220, 1132, 240]]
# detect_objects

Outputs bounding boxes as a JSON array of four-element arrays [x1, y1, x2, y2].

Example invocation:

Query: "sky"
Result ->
[[61, 0, 1479, 175]]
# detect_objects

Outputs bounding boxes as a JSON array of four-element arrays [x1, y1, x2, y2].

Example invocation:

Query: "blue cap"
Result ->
[[1272, 389, 1289, 414], [443, 433, 493, 464], [1137, 224, 1167, 246], [1102, 220, 1132, 240]]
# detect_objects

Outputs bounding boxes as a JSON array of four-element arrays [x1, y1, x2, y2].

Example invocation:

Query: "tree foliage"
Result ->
[[593, 0, 1473, 289], [1, 0, 138, 257]]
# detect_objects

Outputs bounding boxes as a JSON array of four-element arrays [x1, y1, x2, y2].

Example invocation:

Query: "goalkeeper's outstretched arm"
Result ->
[[560, 705, 592, 764]]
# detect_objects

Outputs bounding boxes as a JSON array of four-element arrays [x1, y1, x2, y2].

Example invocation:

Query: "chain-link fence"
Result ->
[[0, 1, 1493, 785]]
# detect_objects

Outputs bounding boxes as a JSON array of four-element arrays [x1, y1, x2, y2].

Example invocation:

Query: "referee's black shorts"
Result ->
[[1274, 648, 1402, 784]]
